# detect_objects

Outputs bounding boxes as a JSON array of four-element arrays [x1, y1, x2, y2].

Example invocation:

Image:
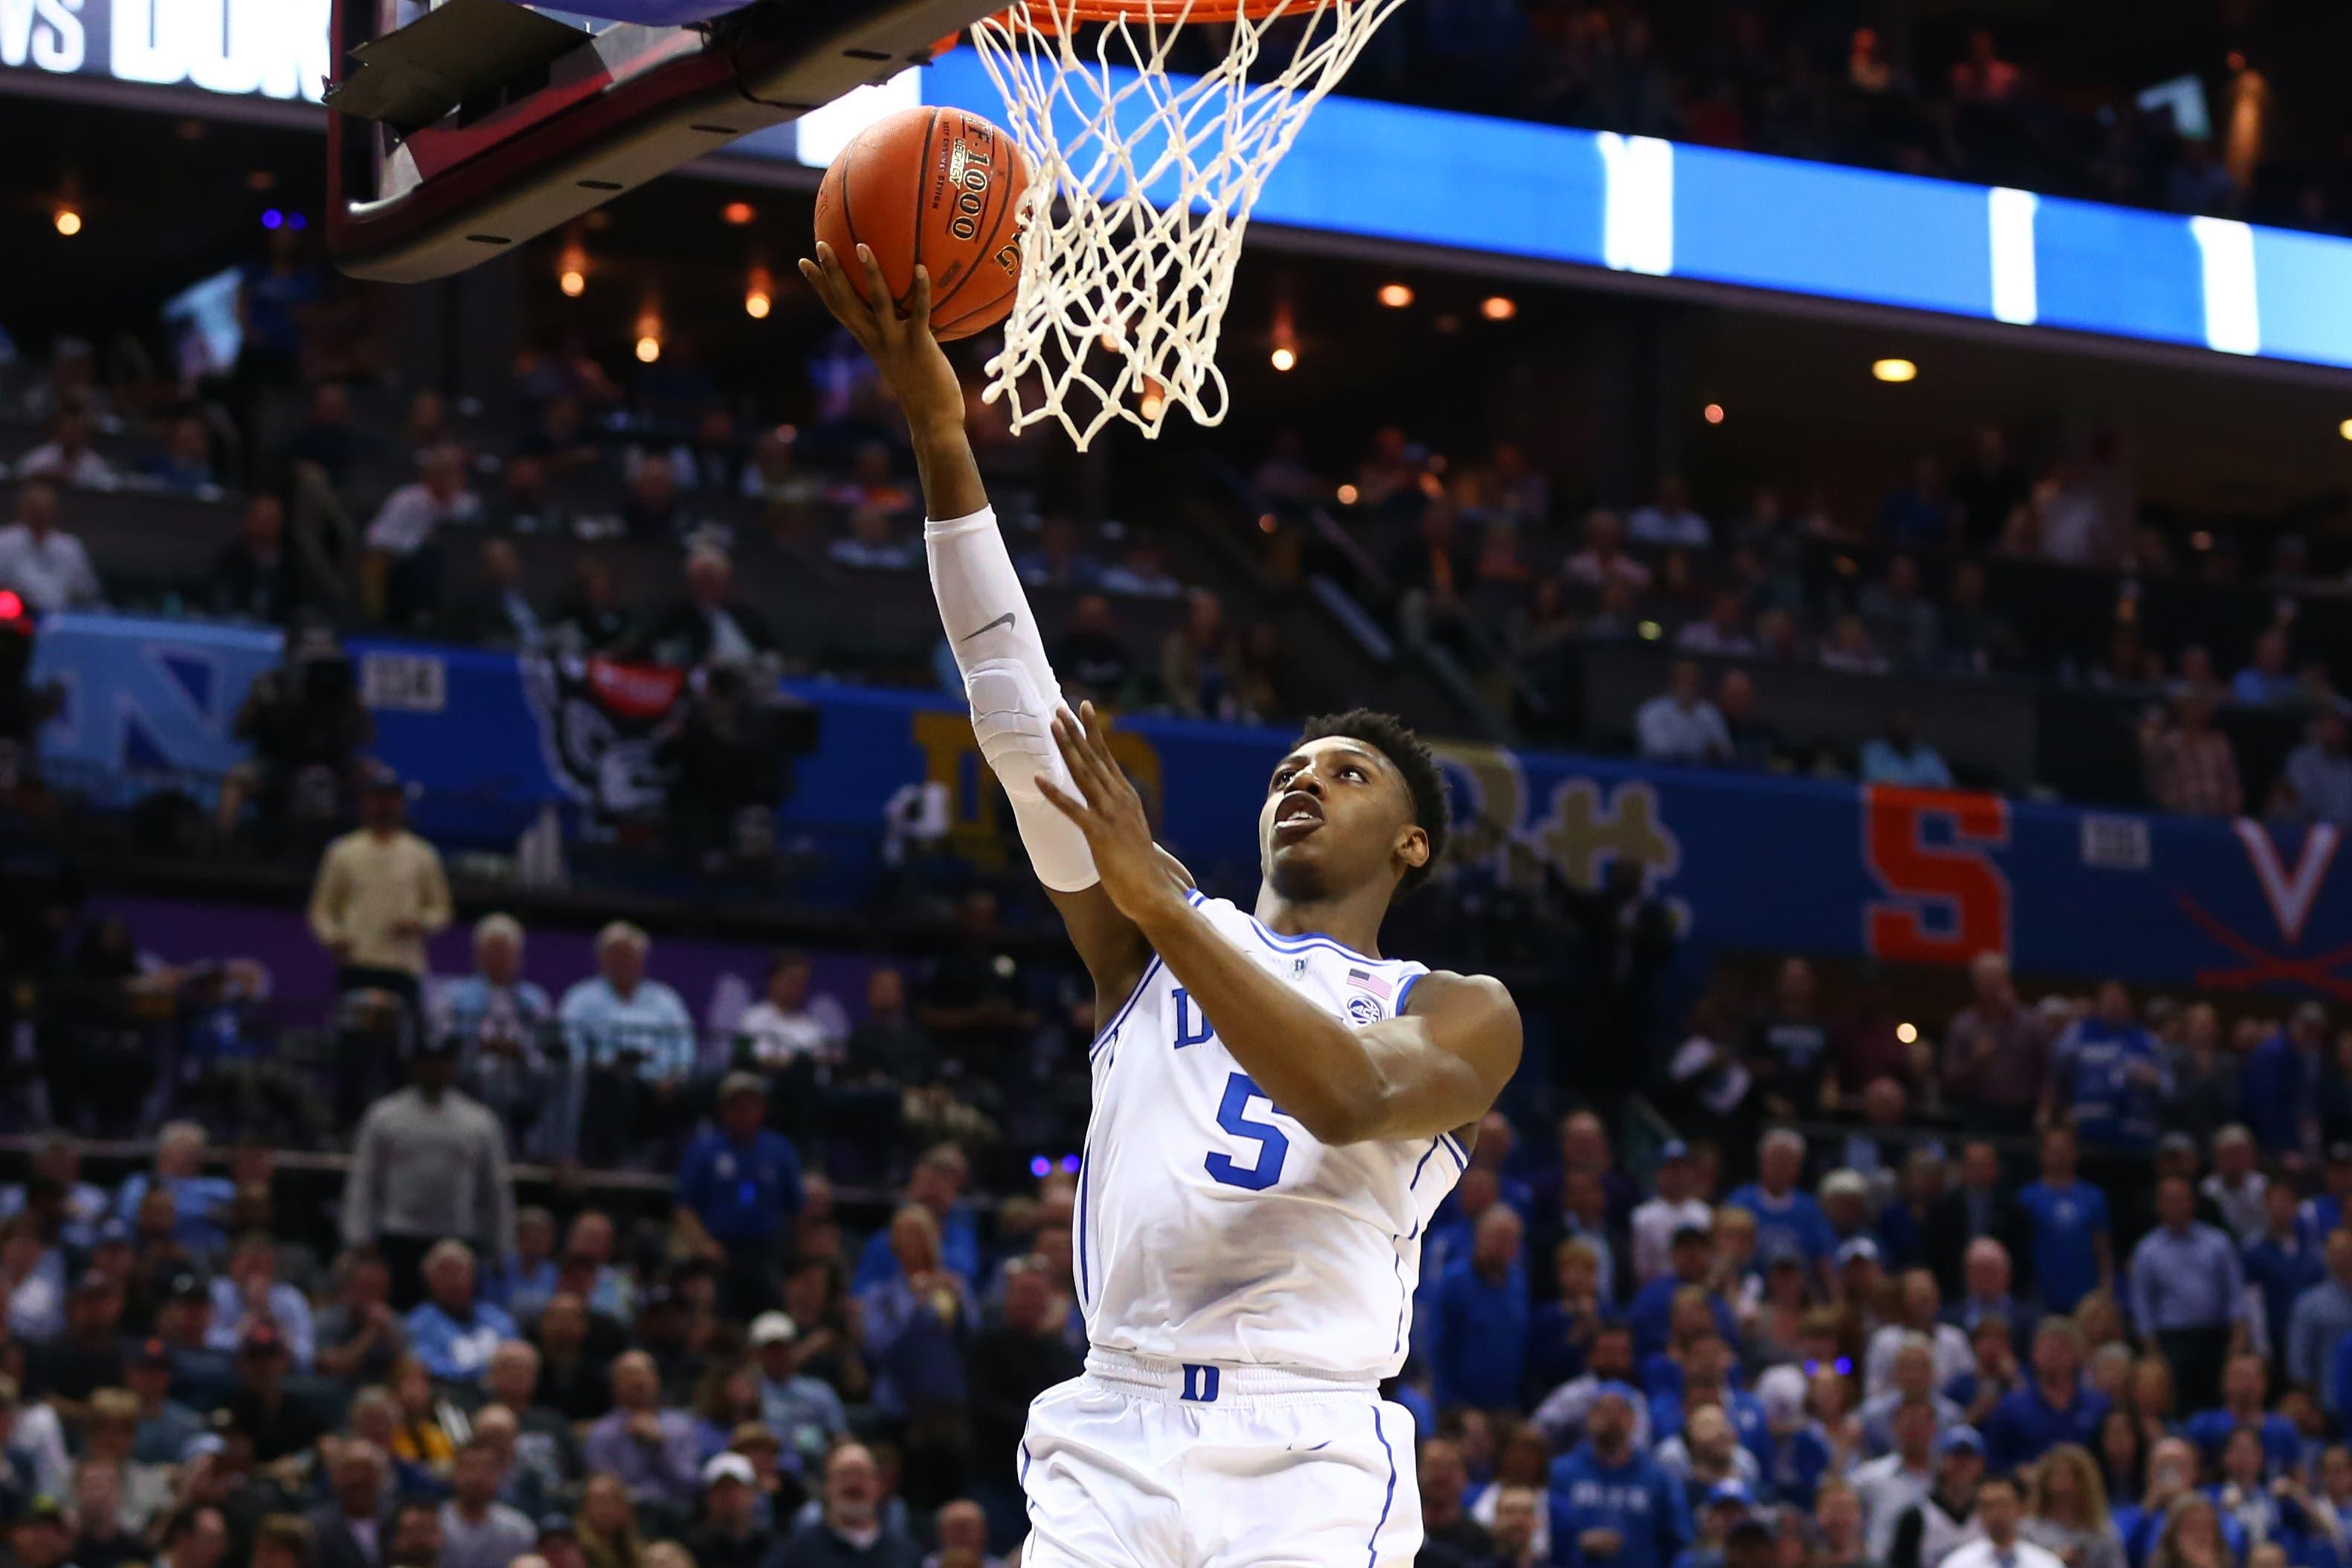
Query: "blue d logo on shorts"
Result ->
[[1180, 1364, 1222, 1402]]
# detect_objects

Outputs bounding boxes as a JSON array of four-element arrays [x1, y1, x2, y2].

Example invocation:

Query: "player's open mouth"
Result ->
[[1272, 795, 1324, 842]]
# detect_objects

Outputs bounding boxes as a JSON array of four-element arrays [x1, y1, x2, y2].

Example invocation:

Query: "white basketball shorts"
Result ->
[[1018, 1349, 1423, 1568]]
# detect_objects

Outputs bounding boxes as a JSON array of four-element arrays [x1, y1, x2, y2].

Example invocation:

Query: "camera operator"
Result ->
[[215, 622, 374, 849], [656, 659, 817, 870]]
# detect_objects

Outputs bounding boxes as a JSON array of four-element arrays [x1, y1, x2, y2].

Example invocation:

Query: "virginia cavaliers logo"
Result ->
[[2179, 821, 2352, 996]]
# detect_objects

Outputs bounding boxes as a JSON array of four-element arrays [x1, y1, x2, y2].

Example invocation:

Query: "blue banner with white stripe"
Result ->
[[31, 613, 2352, 996], [810, 48, 2352, 371]]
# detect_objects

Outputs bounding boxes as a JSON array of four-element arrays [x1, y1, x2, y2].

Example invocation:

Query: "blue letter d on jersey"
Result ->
[[1171, 988, 1215, 1049]]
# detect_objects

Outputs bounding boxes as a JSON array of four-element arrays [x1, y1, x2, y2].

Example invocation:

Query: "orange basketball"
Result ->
[[813, 106, 1028, 342]]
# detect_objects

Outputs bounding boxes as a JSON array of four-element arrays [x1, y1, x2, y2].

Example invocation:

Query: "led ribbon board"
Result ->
[[12, 16, 2352, 370]]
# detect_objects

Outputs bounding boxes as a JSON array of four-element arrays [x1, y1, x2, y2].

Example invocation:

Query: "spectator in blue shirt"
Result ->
[[675, 1073, 805, 1318], [2290, 1232, 2352, 1414], [2307, 1446, 2352, 1568], [1437, 1206, 1532, 1411], [0, 1136, 111, 1253], [2244, 1184, 2323, 1371], [2301, 1146, 2352, 1251], [1674, 1478, 1758, 1568], [115, 1122, 236, 1255], [2186, 1352, 2302, 1477], [1860, 1333, 1967, 1456], [483, 1207, 560, 1323], [1529, 1236, 1614, 1402], [1944, 1316, 2023, 1427], [1754, 1364, 1832, 1510], [853, 1145, 983, 1293], [857, 1204, 973, 1425], [2233, 629, 2298, 706], [402, 1239, 518, 1383], [2041, 983, 2168, 1152], [747, 1311, 848, 1477], [2244, 1004, 2332, 1164], [562, 1209, 637, 1325], [1550, 1383, 1692, 1568], [580, 1349, 703, 1511], [1986, 1319, 2110, 1474], [2017, 1128, 2113, 1315], [1859, 706, 1955, 788], [2130, 1177, 2246, 1410], [1631, 1227, 1739, 1361], [1650, 1335, 1771, 1474], [207, 1233, 317, 1370], [555, 922, 698, 1163], [429, 912, 555, 1157], [1727, 1131, 1836, 1285]]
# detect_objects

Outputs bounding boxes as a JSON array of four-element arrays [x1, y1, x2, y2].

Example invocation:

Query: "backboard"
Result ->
[[326, 0, 1002, 282]]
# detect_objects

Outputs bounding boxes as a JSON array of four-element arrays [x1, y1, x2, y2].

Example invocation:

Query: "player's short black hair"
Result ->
[[1295, 708, 1449, 897]]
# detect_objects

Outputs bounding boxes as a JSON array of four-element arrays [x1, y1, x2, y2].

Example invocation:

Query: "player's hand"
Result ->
[[1038, 702, 1182, 925], [799, 242, 964, 433]]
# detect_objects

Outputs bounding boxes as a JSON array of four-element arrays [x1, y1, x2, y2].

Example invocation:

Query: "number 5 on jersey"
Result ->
[[1205, 1071, 1290, 1191]]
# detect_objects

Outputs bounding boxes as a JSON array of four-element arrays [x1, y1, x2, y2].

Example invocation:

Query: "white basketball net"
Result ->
[[969, 0, 1406, 448]]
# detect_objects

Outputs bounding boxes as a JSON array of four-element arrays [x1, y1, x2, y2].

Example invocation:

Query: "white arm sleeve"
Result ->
[[925, 506, 1100, 891]]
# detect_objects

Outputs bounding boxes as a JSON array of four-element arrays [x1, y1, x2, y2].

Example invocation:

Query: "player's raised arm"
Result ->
[[1039, 703, 1521, 1143], [799, 244, 1164, 1004]]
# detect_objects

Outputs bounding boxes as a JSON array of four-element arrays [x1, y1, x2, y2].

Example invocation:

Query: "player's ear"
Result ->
[[1395, 824, 1429, 876]]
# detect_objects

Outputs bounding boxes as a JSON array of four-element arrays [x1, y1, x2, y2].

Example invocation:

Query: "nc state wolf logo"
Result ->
[[520, 654, 689, 816], [2177, 821, 2352, 996]]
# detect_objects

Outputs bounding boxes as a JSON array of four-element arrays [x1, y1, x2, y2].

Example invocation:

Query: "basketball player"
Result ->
[[801, 242, 1522, 1567]]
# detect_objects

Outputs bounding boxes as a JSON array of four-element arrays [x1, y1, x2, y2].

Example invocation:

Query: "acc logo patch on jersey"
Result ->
[[1345, 994, 1385, 1026]]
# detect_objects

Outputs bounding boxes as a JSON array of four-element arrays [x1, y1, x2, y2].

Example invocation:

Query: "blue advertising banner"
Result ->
[[906, 50, 2352, 371], [30, 613, 2352, 996], [18, 24, 2352, 368]]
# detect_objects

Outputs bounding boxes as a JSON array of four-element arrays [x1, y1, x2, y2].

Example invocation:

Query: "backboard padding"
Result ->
[[328, 0, 1005, 282]]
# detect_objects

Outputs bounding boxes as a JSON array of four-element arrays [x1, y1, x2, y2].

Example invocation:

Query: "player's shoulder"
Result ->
[[1398, 966, 1518, 1022]]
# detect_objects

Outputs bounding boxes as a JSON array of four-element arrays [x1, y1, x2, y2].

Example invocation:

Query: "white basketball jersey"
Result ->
[[1074, 889, 1469, 1378]]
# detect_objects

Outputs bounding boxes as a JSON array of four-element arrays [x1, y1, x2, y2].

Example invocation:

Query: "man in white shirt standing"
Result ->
[[1854, 1397, 1941, 1561], [1939, 1475, 2061, 1568], [2200, 1125, 2269, 1243], [1630, 1142, 1716, 1288], [1637, 660, 1733, 764], [735, 949, 851, 1067], [0, 483, 102, 613], [364, 445, 478, 626]]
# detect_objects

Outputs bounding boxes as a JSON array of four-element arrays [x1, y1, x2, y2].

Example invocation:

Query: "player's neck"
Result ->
[[1251, 886, 1389, 959]]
